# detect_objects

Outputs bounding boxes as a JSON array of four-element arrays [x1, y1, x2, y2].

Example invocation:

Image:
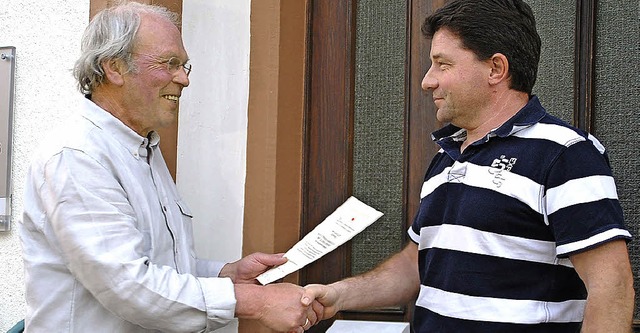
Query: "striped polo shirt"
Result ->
[[408, 96, 631, 332]]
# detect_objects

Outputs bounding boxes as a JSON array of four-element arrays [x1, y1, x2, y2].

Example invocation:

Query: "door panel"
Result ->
[[301, 7, 355, 332], [351, 0, 407, 277], [592, 1, 640, 328], [301, 0, 440, 330]]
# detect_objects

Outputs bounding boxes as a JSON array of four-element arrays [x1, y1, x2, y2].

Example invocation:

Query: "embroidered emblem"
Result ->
[[488, 155, 517, 187], [447, 162, 467, 183]]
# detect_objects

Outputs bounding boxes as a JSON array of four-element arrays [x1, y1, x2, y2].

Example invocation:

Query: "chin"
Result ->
[[435, 110, 450, 123]]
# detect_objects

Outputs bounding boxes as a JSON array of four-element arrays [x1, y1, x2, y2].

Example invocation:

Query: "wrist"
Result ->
[[234, 284, 268, 320], [219, 262, 236, 281], [328, 281, 346, 312]]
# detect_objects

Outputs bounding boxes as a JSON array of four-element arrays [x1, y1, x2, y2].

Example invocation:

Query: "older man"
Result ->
[[20, 2, 317, 332]]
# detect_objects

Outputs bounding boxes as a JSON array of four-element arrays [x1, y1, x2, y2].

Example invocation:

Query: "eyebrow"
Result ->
[[148, 52, 190, 63], [430, 53, 449, 62], [165, 56, 190, 64]]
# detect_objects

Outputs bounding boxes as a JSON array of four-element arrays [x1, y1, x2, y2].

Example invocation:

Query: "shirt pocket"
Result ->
[[176, 199, 194, 219], [175, 199, 197, 260]]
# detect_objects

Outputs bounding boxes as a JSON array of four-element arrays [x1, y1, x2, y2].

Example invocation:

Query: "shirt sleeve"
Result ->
[[38, 149, 236, 332], [544, 139, 631, 257]]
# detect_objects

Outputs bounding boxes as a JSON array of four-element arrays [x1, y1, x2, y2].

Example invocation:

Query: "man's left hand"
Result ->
[[220, 252, 287, 284]]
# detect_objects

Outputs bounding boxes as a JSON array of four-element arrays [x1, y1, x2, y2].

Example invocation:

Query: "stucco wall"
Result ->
[[0, 1, 249, 332], [0, 1, 90, 330], [179, 0, 248, 269], [178, 1, 251, 331]]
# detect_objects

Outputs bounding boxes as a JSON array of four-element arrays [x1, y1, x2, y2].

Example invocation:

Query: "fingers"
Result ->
[[252, 252, 288, 267], [310, 300, 324, 323], [298, 288, 320, 331], [305, 302, 318, 324], [289, 316, 308, 333]]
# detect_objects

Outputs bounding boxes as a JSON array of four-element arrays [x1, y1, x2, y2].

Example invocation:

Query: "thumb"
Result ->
[[253, 252, 288, 266], [301, 284, 327, 306]]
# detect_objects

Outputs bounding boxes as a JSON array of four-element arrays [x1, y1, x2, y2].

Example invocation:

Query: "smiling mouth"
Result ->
[[163, 95, 180, 102]]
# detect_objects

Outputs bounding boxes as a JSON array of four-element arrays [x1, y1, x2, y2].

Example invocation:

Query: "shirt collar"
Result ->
[[432, 95, 546, 147], [80, 97, 160, 160]]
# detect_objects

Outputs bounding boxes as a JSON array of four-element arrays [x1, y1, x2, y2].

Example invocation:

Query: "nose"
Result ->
[[174, 68, 190, 87], [421, 66, 437, 91]]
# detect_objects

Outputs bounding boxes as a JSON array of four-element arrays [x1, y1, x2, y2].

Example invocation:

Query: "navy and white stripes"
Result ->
[[408, 96, 630, 332]]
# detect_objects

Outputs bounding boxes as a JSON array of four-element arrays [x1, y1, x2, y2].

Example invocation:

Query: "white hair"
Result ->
[[73, 1, 180, 94]]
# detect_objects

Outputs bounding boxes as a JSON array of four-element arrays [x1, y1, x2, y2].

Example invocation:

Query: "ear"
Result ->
[[488, 53, 509, 86], [102, 58, 126, 86]]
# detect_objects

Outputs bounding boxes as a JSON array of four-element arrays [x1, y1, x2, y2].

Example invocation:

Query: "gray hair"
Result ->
[[73, 1, 180, 94]]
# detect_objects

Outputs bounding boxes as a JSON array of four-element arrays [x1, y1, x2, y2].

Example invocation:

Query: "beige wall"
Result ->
[[0, 1, 90, 330]]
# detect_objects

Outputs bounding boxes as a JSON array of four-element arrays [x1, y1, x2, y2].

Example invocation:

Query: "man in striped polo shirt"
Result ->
[[305, 0, 634, 331]]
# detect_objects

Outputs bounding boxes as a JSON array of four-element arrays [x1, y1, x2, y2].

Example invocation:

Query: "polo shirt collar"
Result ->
[[432, 95, 546, 146]]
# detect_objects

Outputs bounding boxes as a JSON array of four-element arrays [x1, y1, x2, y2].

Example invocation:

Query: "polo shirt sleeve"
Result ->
[[544, 138, 631, 258]]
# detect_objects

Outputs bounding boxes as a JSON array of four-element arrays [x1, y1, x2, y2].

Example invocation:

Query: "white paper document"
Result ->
[[257, 196, 383, 285]]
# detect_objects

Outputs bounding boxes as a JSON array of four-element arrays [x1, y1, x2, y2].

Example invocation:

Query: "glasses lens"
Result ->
[[166, 57, 191, 76], [166, 58, 181, 72]]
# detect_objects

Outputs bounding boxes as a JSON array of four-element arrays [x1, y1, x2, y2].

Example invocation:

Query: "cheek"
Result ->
[[456, 71, 479, 88], [138, 80, 166, 102], [455, 70, 487, 96], [138, 70, 170, 89]]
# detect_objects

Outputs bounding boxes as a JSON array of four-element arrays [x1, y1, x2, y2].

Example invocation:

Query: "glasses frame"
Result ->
[[129, 52, 192, 77]]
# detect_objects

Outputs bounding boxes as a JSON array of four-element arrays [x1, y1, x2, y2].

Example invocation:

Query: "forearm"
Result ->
[[331, 243, 420, 311], [234, 284, 264, 320], [571, 240, 635, 333], [581, 282, 634, 332]]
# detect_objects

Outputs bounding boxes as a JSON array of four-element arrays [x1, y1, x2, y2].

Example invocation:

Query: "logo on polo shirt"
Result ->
[[488, 155, 517, 188]]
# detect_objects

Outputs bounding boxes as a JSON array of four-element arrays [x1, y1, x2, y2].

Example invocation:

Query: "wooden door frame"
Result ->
[[299, 0, 356, 329], [243, 0, 309, 332], [299, 0, 442, 331], [574, 0, 596, 133], [300, 0, 356, 291]]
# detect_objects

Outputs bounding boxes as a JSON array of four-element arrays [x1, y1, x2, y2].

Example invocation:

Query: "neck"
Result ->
[[90, 89, 150, 137], [461, 90, 529, 152]]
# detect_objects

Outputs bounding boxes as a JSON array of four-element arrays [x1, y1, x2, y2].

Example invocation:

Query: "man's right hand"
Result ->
[[302, 283, 342, 323], [235, 282, 323, 333]]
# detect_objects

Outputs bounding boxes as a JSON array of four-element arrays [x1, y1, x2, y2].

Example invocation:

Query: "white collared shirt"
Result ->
[[20, 98, 236, 332]]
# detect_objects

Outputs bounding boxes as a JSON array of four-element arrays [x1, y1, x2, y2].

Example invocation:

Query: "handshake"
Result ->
[[236, 280, 337, 333], [224, 253, 343, 333], [225, 197, 387, 332]]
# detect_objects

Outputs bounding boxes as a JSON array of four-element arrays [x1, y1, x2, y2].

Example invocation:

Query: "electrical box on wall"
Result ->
[[0, 46, 16, 231]]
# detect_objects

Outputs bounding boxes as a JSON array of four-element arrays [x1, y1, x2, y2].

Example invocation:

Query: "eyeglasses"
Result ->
[[130, 53, 192, 76], [163, 56, 192, 76]]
